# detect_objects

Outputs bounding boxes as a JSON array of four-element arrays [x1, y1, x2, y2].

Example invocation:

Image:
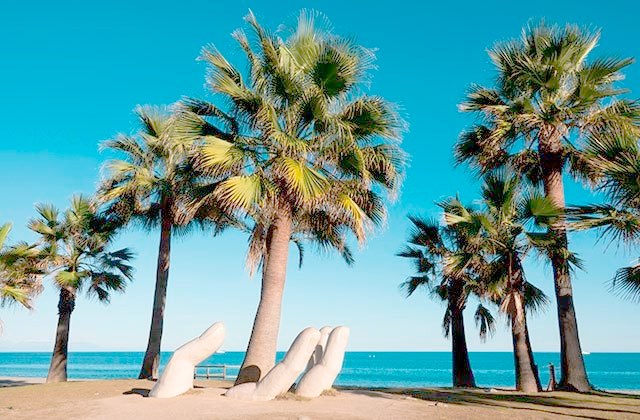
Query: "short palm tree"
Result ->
[[398, 214, 493, 388], [455, 23, 640, 391], [176, 11, 405, 384], [444, 172, 556, 392], [570, 133, 640, 301], [0, 223, 42, 319], [28, 196, 134, 383], [98, 107, 229, 379]]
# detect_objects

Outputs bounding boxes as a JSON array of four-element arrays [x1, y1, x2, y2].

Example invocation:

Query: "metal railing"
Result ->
[[194, 364, 237, 380]]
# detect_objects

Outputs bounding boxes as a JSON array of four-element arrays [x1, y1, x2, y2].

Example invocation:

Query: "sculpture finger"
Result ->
[[149, 322, 226, 398], [248, 327, 321, 401], [295, 326, 350, 398]]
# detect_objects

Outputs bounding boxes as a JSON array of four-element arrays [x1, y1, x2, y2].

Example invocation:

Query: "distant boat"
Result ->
[[582, 351, 591, 355], [216, 350, 225, 354]]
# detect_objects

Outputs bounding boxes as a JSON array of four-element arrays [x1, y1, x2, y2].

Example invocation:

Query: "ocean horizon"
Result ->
[[1, 351, 638, 391]]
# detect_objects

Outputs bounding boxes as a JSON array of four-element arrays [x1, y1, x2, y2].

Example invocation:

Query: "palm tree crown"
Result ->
[[29, 196, 134, 301], [398, 214, 479, 316], [177, 11, 405, 260], [99, 106, 218, 231], [398, 212, 496, 334], [0, 223, 42, 313], [456, 23, 639, 183], [570, 134, 640, 301], [444, 172, 556, 310]]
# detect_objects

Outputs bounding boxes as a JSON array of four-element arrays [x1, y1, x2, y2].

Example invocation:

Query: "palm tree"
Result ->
[[28, 196, 134, 383], [397, 214, 493, 387], [569, 133, 640, 301], [455, 23, 640, 391], [445, 172, 557, 392], [0, 223, 42, 321], [175, 11, 405, 384], [98, 107, 229, 379]]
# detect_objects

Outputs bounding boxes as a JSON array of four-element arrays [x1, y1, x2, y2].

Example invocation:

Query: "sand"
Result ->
[[1, 377, 639, 419]]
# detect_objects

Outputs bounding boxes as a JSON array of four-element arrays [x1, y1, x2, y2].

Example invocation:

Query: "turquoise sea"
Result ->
[[0, 352, 638, 390]]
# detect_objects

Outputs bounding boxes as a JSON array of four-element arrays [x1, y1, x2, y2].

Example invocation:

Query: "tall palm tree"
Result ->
[[397, 214, 493, 388], [0, 223, 42, 321], [445, 173, 557, 392], [455, 23, 640, 391], [98, 107, 228, 380], [176, 11, 405, 384], [569, 133, 640, 301], [28, 196, 134, 383]]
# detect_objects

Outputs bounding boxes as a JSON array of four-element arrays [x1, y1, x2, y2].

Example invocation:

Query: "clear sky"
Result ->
[[1, 0, 639, 353]]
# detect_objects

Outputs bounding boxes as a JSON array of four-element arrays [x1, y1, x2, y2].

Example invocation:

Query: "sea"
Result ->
[[0, 352, 638, 391]]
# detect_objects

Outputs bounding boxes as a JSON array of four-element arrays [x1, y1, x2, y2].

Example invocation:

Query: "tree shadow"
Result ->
[[342, 389, 408, 401], [0, 379, 38, 388], [235, 365, 260, 385], [594, 390, 640, 401], [123, 388, 150, 397], [343, 387, 640, 419]]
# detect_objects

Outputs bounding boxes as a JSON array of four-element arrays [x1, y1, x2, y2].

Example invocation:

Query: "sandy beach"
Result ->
[[1, 377, 639, 419]]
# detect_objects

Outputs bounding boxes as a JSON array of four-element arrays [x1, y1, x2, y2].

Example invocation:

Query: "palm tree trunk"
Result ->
[[510, 292, 541, 392], [139, 204, 172, 379], [450, 307, 475, 387], [539, 134, 591, 392], [449, 281, 475, 388], [235, 208, 292, 385], [46, 287, 75, 383]]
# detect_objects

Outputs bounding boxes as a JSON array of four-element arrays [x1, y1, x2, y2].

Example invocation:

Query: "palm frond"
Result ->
[[474, 303, 496, 342], [568, 204, 640, 245], [610, 263, 640, 302], [442, 307, 452, 339], [399, 275, 431, 297], [519, 192, 562, 226], [214, 174, 265, 213], [275, 157, 330, 201], [0, 223, 11, 249], [523, 281, 549, 314]]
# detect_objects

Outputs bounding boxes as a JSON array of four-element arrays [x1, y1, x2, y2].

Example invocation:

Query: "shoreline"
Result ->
[[2, 376, 640, 395]]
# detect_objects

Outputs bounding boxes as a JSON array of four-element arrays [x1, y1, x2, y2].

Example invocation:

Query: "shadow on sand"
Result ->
[[338, 386, 640, 420], [123, 388, 151, 397], [0, 379, 39, 388], [122, 382, 219, 397]]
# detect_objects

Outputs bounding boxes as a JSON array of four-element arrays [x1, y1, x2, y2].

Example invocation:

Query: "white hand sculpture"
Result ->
[[296, 326, 350, 398], [225, 327, 321, 401], [149, 322, 226, 398]]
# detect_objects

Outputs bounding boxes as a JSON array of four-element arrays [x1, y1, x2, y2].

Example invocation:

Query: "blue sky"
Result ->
[[1, 0, 639, 353]]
